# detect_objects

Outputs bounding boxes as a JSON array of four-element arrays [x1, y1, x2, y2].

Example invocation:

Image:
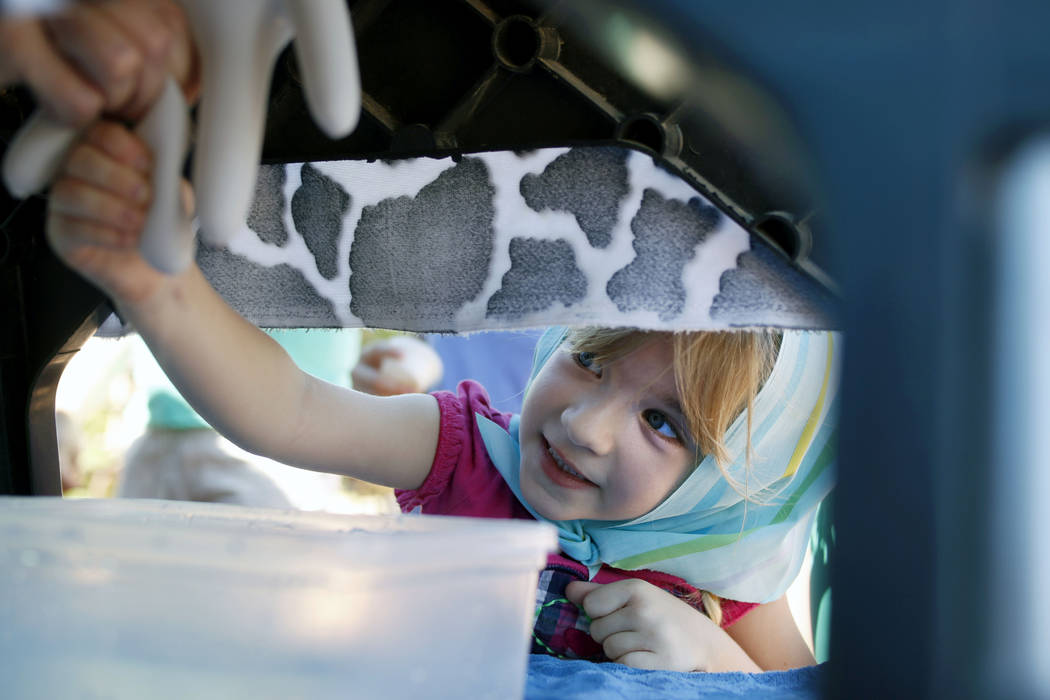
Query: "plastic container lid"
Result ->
[[0, 496, 558, 699]]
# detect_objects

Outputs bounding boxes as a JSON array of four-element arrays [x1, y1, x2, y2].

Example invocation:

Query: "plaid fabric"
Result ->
[[395, 385, 759, 659], [530, 559, 715, 661], [532, 562, 604, 660]]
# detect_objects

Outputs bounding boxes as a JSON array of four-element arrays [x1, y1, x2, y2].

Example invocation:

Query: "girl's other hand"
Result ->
[[565, 579, 762, 673], [46, 120, 177, 304]]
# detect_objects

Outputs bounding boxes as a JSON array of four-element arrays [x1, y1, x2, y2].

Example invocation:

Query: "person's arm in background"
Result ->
[[0, 0, 199, 125], [352, 335, 443, 396]]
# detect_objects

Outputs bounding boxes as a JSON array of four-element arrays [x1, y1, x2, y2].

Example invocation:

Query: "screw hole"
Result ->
[[754, 214, 804, 261], [619, 115, 665, 154], [494, 16, 541, 71]]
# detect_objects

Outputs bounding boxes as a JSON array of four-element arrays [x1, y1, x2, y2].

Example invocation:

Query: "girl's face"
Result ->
[[518, 338, 696, 522]]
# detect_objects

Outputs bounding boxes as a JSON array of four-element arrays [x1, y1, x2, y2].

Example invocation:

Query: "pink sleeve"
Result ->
[[720, 599, 760, 628], [395, 381, 527, 519]]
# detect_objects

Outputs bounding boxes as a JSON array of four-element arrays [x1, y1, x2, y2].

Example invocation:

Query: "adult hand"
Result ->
[[0, 0, 199, 126], [352, 336, 443, 397], [566, 579, 762, 673]]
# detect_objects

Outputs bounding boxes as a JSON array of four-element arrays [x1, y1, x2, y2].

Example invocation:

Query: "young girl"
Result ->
[[46, 120, 836, 674]]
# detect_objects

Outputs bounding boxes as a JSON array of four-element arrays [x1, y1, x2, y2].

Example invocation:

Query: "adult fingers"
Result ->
[[95, 0, 200, 115], [150, 0, 200, 101], [95, 0, 176, 119], [0, 19, 24, 85], [45, 4, 142, 116], [0, 18, 103, 125]]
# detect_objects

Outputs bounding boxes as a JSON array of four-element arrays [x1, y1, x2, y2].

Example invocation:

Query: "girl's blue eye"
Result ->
[[643, 409, 680, 441], [573, 351, 602, 376]]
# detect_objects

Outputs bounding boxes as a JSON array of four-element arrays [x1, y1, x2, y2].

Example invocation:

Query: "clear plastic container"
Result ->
[[0, 497, 557, 699]]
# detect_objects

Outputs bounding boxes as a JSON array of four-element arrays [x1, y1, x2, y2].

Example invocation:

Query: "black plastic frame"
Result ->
[[4, 1, 1050, 697]]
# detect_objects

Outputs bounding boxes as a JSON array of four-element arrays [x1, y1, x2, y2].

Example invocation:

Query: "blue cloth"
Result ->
[[426, 330, 542, 413], [525, 655, 826, 699]]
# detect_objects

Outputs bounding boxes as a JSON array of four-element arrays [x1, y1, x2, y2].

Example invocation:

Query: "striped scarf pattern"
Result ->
[[478, 328, 839, 603]]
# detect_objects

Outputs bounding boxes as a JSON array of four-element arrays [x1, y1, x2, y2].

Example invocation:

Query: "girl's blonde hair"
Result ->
[[565, 328, 780, 473], [565, 328, 781, 625]]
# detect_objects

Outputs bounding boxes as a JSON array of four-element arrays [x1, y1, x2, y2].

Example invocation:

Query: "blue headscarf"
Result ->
[[477, 327, 839, 603]]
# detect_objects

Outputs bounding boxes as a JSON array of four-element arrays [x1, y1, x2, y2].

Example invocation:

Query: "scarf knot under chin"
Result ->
[[477, 328, 839, 604]]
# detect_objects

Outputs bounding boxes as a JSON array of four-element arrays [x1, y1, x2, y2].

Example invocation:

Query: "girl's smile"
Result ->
[[540, 440, 597, 489], [518, 338, 695, 522]]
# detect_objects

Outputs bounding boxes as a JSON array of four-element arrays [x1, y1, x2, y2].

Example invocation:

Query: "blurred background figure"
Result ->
[[54, 410, 83, 493], [354, 330, 542, 414], [56, 326, 542, 511], [56, 326, 407, 514], [117, 329, 372, 511]]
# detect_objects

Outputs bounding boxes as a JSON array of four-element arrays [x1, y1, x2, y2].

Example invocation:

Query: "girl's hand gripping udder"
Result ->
[[565, 579, 762, 673], [44, 118, 439, 492], [46, 120, 187, 305]]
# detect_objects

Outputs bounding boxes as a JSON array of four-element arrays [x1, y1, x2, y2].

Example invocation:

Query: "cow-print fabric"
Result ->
[[196, 145, 837, 332]]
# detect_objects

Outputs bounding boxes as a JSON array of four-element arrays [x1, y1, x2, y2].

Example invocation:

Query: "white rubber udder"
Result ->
[[1, 0, 362, 274]]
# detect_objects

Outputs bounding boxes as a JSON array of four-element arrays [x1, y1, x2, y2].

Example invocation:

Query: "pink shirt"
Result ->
[[396, 381, 756, 660]]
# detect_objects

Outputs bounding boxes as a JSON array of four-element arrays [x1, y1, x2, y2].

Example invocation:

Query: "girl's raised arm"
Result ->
[[130, 265, 440, 489], [47, 121, 440, 490]]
